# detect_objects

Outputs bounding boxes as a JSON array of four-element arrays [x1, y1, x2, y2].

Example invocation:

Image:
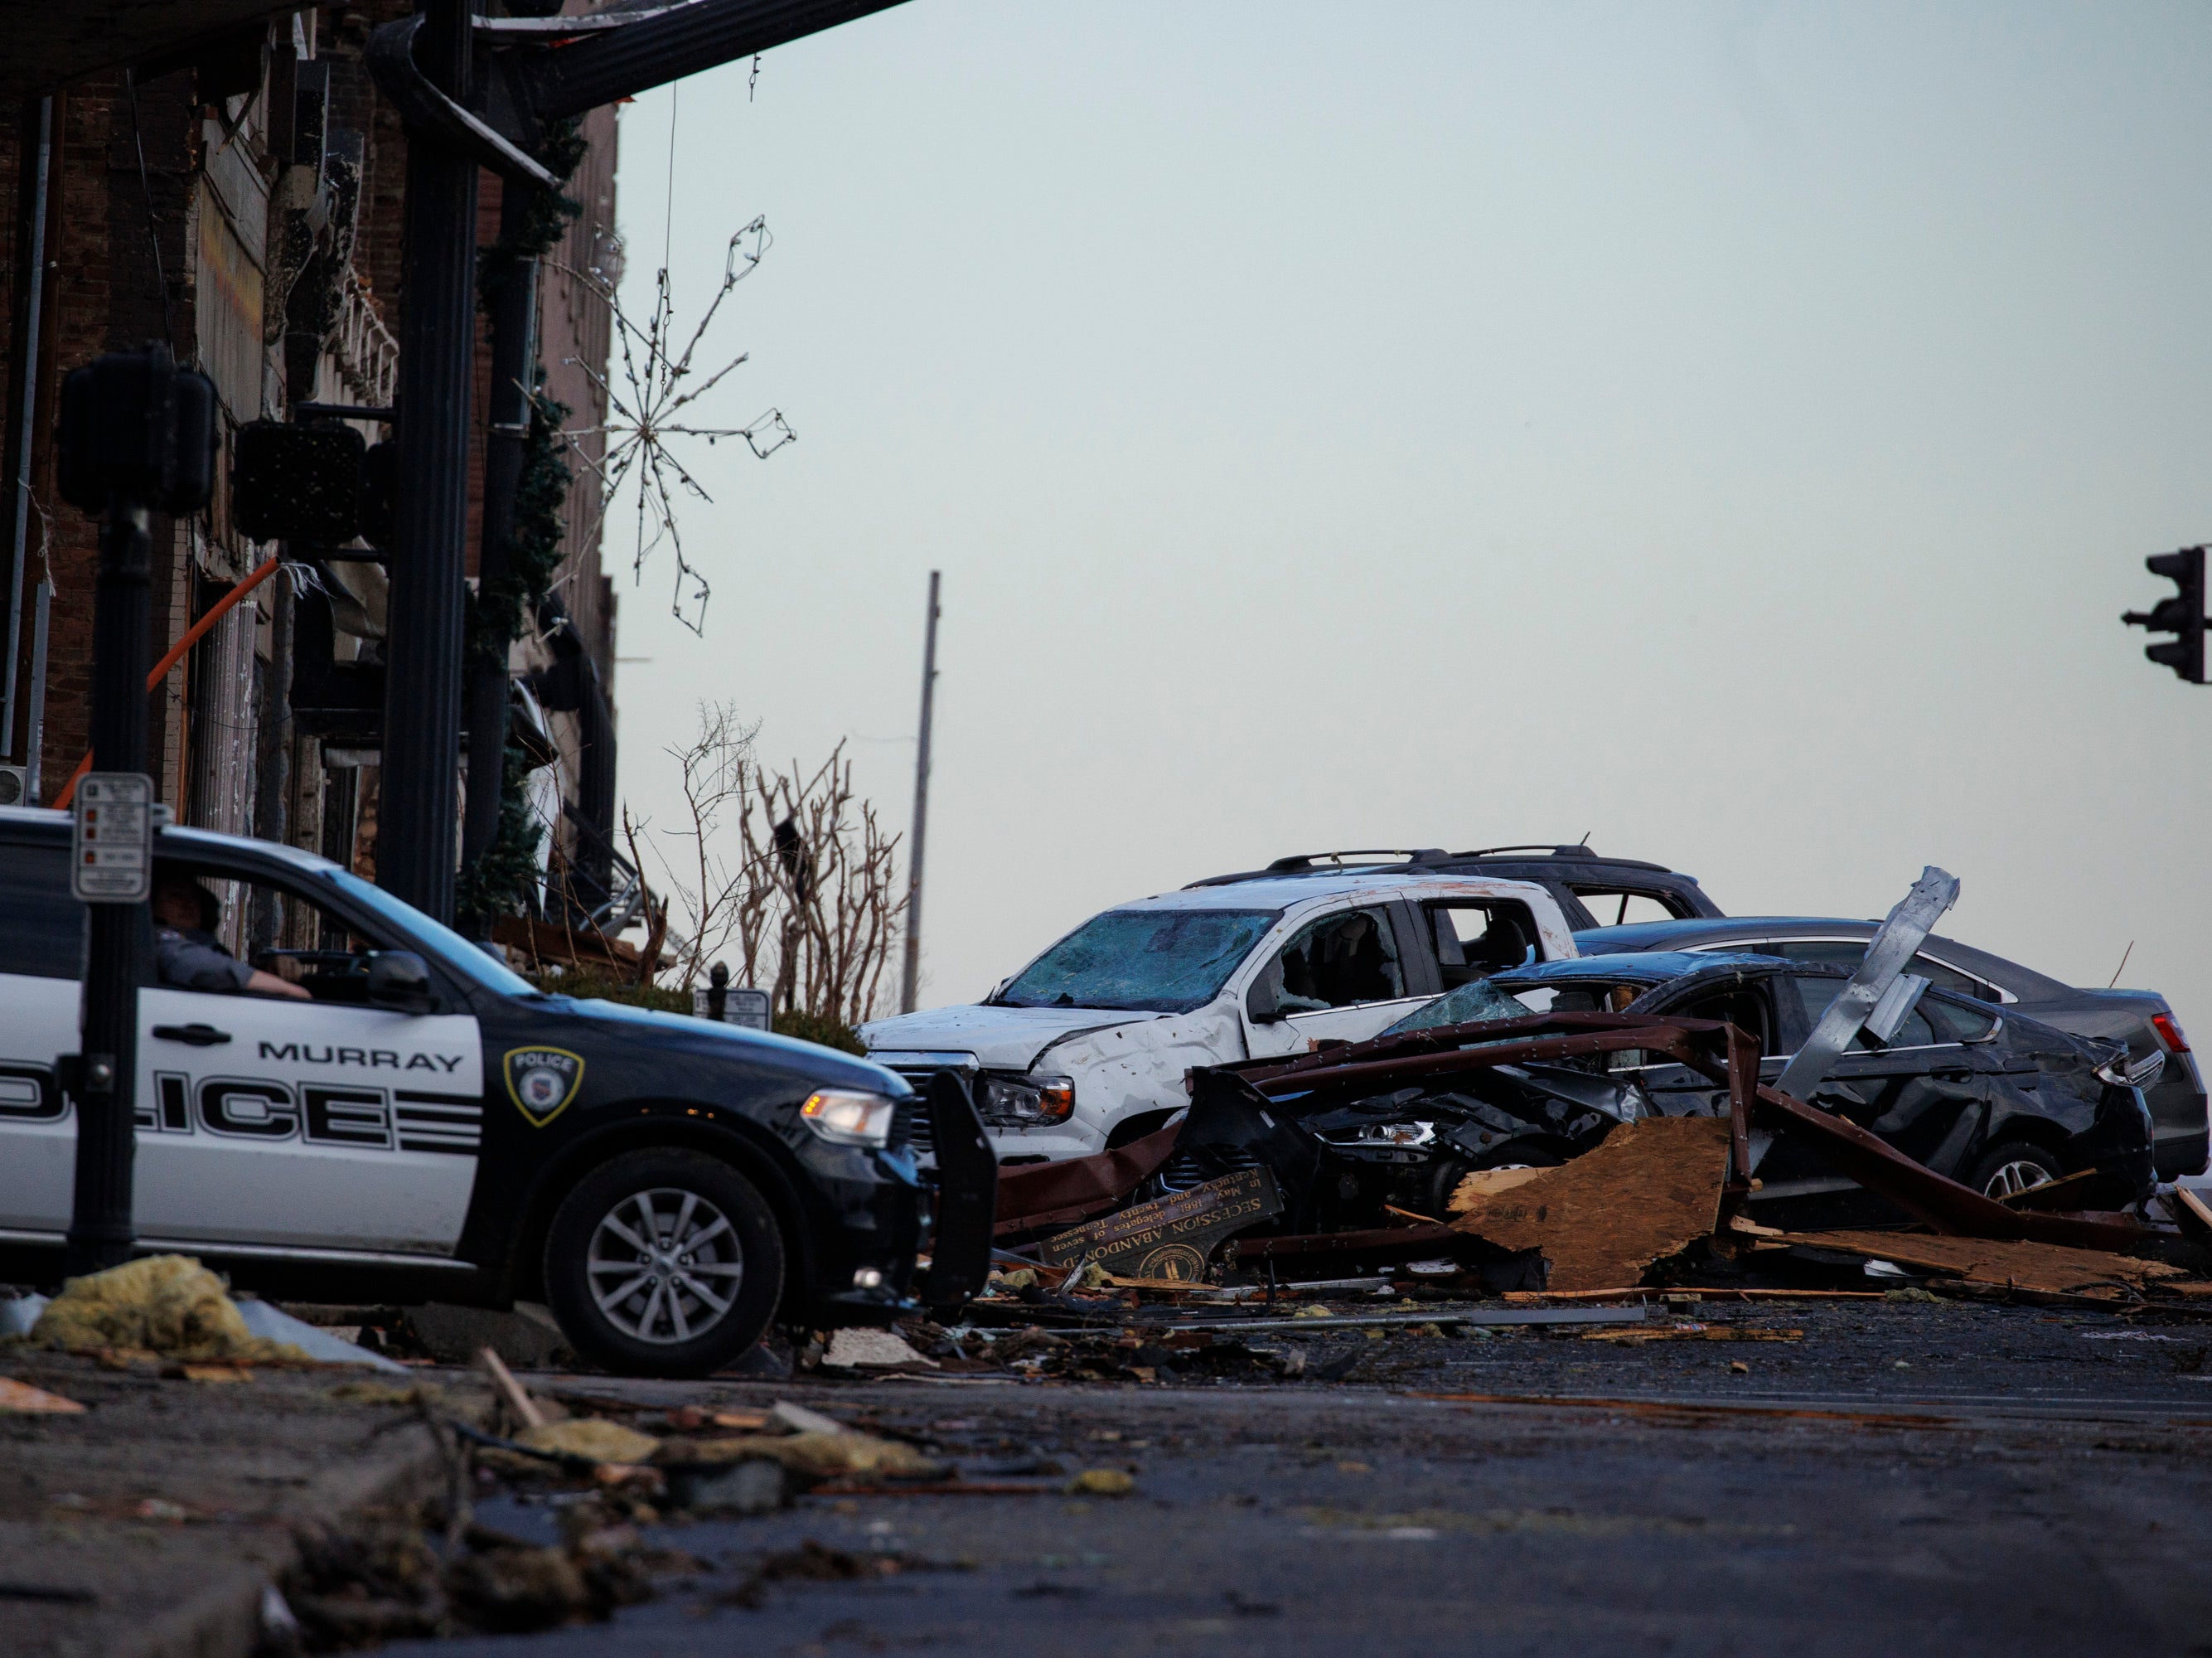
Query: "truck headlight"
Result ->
[[799, 1089, 898, 1147], [977, 1074, 1075, 1128]]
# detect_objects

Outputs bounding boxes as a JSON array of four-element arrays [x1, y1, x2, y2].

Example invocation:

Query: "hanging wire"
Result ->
[[123, 70, 178, 353]]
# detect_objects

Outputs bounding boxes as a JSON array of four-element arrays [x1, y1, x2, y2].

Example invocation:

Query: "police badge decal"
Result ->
[[503, 1047, 585, 1127]]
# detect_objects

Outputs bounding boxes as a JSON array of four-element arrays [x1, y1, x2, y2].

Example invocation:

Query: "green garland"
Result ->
[[478, 118, 588, 304], [455, 738, 548, 938], [459, 119, 588, 937], [468, 381, 572, 669]]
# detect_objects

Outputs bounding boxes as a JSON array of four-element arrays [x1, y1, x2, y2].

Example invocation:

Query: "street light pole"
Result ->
[[900, 570, 938, 1015]]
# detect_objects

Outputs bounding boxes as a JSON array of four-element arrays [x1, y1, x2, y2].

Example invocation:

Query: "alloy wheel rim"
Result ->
[[1983, 1161, 2053, 1200], [587, 1186, 743, 1345]]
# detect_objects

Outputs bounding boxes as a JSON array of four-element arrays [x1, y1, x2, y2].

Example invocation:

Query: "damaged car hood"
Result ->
[[859, 1003, 1157, 1070]]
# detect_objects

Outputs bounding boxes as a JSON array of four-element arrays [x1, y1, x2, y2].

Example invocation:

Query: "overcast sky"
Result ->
[[606, 1, 2212, 1035]]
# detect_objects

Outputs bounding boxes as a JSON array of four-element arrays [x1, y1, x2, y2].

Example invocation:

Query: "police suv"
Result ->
[[0, 808, 961, 1377]]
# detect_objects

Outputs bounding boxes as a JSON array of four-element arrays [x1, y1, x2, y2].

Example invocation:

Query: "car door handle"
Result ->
[[1931, 1066, 1971, 1081], [152, 1023, 231, 1047]]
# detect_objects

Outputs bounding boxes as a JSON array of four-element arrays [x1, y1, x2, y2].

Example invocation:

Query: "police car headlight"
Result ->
[[799, 1089, 898, 1147], [977, 1074, 1075, 1128]]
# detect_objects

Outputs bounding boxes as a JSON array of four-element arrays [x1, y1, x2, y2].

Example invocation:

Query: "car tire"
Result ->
[[544, 1148, 785, 1379], [1963, 1140, 2066, 1200]]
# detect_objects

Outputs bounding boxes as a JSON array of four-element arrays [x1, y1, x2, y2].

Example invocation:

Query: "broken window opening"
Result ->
[[1424, 899, 1541, 986], [1269, 908, 1406, 1014]]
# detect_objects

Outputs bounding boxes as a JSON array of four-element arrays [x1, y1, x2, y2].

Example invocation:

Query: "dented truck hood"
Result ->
[[859, 1003, 1157, 1072]]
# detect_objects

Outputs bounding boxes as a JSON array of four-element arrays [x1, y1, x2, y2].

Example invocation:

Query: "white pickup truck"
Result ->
[[859, 871, 1577, 1164]]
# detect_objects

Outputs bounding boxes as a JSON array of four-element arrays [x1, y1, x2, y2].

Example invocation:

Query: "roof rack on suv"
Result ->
[[1263, 849, 1449, 873], [1453, 844, 1599, 861]]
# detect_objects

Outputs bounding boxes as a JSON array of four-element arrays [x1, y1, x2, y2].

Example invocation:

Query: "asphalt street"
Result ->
[[383, 1299, 2212, 1657]]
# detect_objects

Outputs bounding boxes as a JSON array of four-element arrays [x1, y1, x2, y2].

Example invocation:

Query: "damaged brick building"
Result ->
[[0, 2, 623, 946]]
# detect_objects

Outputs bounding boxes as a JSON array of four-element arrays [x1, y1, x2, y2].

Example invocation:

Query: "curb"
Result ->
[[113, 1419, 447, 1658]]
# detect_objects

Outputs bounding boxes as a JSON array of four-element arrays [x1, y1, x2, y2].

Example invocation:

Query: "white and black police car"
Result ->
[[0, 808, 992, 1376]]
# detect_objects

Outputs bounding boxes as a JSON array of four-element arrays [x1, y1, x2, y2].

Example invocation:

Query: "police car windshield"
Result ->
[[322, 869, 537, 996]]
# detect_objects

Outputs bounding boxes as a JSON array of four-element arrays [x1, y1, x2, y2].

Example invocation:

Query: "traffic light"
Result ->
[[2122, 545, 2207, 685]]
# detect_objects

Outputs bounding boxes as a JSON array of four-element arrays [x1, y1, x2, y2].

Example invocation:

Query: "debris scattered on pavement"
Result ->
[[236, 1298, 412, 1372], [1728, 1219, 2187, 1297], [1038, 1168, 1285, 1280], [25, 1255, 309, 1365], [514, 1418, 662, 1467], [1067, 1468, 1135, 1496], [718, 1539, 974, 1610], [1580, 1324, 1805, 1344], [0, 1376, 85, 1412], [820, 1326, 939, 1370]]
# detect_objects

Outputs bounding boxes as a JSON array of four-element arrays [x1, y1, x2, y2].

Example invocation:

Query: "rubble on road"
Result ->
[[20, 1255, 310, 1366]]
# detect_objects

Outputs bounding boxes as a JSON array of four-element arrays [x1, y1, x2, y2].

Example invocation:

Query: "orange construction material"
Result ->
[[51, 555, 283, 810]]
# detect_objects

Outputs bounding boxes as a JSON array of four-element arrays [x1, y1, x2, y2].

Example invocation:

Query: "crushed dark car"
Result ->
[[1162, 953, 2157, 1239], [1575, 916, 2206, 1180]]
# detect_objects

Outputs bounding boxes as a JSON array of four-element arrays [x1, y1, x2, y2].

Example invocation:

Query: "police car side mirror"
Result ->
[[365, 952, 436, 1015]]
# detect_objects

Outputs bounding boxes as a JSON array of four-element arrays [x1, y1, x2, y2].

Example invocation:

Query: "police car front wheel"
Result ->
[[545, 1149, 785, 1378]]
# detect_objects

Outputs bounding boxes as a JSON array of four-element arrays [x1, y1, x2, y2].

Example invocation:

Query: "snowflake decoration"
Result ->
[[555, 217, 795, 633]]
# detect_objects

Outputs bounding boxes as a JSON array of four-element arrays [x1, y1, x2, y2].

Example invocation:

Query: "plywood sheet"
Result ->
[[1447, 1117, 1732, 1292]]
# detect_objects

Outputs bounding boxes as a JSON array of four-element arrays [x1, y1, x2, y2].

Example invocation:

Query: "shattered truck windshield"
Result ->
[[995, 908, 1281, 1014]]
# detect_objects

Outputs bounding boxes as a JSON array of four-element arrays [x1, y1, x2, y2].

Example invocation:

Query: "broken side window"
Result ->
[[1758, 939, 2000, 1004], [1663, 984, 1777, 1054], [1787, 974, 1938, 1052], [1424, 899, 1542, 986], [1268, 907, 1406, 1013], [1571, 888, 1687, 927], [1383, 976, 1534, 1035], [1924, 994, 1997, 1042]]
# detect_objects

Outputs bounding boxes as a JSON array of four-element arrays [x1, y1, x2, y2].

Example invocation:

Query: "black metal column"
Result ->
[[65, 502, 152, 1275], [460, 185, 540, 919], [379, 0, 477, 922]]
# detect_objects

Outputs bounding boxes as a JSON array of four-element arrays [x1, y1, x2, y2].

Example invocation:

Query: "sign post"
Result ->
[[56, 346, 215, 1275]]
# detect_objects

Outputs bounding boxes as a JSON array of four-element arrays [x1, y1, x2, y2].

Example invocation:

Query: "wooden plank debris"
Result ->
[[0, 1377, 85, 1413], [1500, 1287, 1883, 1303], [1738, 1224, 2185, 1297], [2171, 1186, 2212, 1244], [1578, 1326, 1803, 1344], [477, 1345, 546, 1430], [1447, 1117, 1733, 1292]]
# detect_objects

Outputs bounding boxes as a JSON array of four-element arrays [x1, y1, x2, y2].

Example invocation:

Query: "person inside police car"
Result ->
[[151, 870, 312, 1001]]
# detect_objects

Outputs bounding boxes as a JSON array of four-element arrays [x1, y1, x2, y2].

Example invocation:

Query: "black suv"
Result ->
[[1190, 844, 1721, 929], [0, 808, 990, 1377]]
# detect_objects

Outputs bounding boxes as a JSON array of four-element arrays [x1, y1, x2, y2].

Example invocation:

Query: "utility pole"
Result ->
[[375, 0, 477, 922], [55, 346, 216, 1275], [900, 570, 939, 1015]]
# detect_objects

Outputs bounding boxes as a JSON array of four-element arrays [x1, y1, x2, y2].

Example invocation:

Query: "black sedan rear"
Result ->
[[1366, 953, 2156, 1229]]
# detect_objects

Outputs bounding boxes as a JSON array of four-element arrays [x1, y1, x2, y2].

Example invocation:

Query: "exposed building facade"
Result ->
[[0, 3, 621, 946]]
